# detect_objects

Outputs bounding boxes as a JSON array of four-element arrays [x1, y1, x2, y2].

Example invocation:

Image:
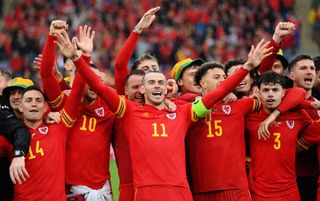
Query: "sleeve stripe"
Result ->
[[61, 109, 75, 128], [48, 93, 65, 109], [297, 137, 311, 150], [114, 96, 126, 118], [191, 109, 197, 122], [252, 98, 261, 112]]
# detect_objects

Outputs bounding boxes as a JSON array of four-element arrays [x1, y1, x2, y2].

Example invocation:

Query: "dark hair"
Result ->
[[313, 56, 320, 72], [257, 71, 286, 88], [194, 61, 224, 86], [288, 54, 313, 72], [132, 54, 158, 71], [89, 63, 99, 70], [224, 59, 256, 78], [224, 59, 245, 74], [0, 67, 12, 81], [125, 69, 146, 86], [22, 86, 47, 101]]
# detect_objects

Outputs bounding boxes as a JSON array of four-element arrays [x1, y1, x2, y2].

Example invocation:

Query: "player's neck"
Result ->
[[24, 119, 43, 129], [305, 89, 312, 99], [262, 107, 273, 114], [81, 96, 96, 106], [145, 100, 167, 110]]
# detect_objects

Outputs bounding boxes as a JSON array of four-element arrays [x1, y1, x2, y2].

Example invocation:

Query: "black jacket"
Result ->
[[0, 105, 30, 155]]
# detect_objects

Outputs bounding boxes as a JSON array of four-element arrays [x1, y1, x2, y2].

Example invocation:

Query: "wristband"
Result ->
[[13, 150, 25, 157], [192, 99, 210, 118]]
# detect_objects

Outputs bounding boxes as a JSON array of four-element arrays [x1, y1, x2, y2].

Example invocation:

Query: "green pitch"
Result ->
[[110, 159, 119, 201]]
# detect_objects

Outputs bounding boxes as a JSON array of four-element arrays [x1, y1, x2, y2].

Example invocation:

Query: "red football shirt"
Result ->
[[66, 98, 114, 189], [246, 109, 312, 198], [112, 118, 133, 186], [187, 98, 260, 193], [14, 122, 68, 201], [116, 99, 196, 189]]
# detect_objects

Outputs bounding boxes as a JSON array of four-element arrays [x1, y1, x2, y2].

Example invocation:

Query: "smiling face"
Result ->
[[20, 89, 45, 123], [290, 59, 316, 90], [178, 66, 202, 94], [227, 64, 252, 95], [9, 88, 23, 110], [125, 74, 144, 104], [141, 72, 167, 106], [259, 83, 285, 112], [200, 68, 226, 94]]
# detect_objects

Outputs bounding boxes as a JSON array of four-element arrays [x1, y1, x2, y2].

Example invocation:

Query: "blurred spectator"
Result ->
[[0, 0, 297, 79]]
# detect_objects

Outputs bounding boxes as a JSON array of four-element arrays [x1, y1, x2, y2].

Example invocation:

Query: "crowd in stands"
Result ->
[[0, 0, 298, 82]]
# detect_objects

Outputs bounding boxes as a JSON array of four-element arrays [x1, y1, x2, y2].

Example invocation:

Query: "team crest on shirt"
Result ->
[[95, 107, 104, 117], [166, 113, 176, 120], [286, 120, 295, 129], [221, 105, 231, 115], [38, 126, 48, 135]]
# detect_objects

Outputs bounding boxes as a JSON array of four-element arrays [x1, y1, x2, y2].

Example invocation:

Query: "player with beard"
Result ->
[[40, 21, 114, 200], [58, 29, 272, 200], [246, 71, 320, 201], [288, 55, 319, 201], [186, 62, 306, 201]]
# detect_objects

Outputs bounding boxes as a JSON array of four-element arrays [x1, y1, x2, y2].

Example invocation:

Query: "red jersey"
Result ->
[[116, 99, 196, 189], [40, 35, 115, 189], [296, 96, 319, 177], [187, 98, 260, 193], [112, 118, 133, 186], [14, 64, 84, 200], [246, 109, 312, 198], [14, 122, 68, 201], [66, 98, 114, 189]]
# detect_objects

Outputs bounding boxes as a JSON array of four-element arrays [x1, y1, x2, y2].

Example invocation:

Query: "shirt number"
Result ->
[[80, 115, 97, 132], [206, 120, 222, 137], [273, 132, 281, 150], [152, 123, 168, 137], [28, 141, 44, 160]]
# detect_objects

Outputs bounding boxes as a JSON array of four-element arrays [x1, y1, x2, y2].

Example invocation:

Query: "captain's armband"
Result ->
[[192, 98, 210, 118]]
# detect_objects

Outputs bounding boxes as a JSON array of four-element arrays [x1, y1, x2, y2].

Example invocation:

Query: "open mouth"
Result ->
[[152, 91, 162, 96], [29, 109, 39, 113], [304, 78, 313, 84], [267, 99, 275, 103]]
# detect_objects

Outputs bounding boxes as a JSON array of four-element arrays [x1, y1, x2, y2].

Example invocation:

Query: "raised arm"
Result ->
[[201, 39, 272, 109], [115, 7, 160, 94], [40, 20, 69, 111], [55, 27, 121, 113], [259, 22, 295, 74]]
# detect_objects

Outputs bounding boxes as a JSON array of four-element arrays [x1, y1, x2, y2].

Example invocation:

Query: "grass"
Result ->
[[109, 159, 119, 201]]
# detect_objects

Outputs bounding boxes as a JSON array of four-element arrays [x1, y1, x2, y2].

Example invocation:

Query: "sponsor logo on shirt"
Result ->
[[95, 107, 105, 117], [222, 105, 231, 115], [38, 126, 49, 134], [286, 120, 294, 129], [166, 113, 176, 120]]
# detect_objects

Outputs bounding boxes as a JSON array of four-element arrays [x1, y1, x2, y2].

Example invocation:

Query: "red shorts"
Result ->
[[134, 185, 192, 201], [193, 188, 252, 201], [119, 183, 134, 201], [251, 190, 300, 201]]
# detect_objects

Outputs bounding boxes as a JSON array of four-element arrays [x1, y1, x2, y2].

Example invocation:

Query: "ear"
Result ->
[[281, 88, 286, 98], [19, 104, 23, 113], [289, 71, 295, 81], [177, 78, 183, 87], [199, 79, 206, 89], [139, 85, 145, 94], [124, 87, 128, 95]]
